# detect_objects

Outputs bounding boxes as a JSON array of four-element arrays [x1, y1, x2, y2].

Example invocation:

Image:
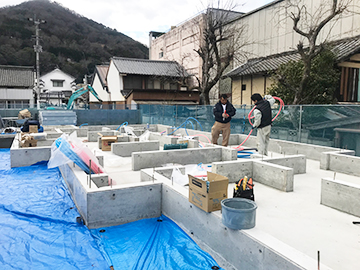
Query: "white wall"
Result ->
[[106, 61, 125, 102], [150, 0, 360, 89], [150, 14, 203, 81], [233, 0, 360, 63], [90, 73, 110, 102], [40, 68, 75, 92], [0, 88, 34, 108]]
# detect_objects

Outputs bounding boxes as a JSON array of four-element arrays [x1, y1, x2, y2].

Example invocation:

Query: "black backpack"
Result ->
[[21, 119, 40, 132]]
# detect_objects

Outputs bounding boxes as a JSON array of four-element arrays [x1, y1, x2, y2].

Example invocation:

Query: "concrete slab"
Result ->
[[9, 124, 360, 270], [139, 168, 330, 270], [255, 158, 360, 270]]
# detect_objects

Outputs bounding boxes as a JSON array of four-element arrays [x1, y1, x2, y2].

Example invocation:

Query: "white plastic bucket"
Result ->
[[221, 198, 257, 230]]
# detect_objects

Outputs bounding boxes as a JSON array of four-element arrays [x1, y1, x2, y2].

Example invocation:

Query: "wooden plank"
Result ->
[[350, 54, 360, 62], [344, 67, 349, 101], [338, 62, 360, 69], [340, 67, 345, 95]]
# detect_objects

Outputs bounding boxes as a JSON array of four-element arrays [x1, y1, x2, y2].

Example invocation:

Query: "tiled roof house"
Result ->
[[0, 65, 35, 109]]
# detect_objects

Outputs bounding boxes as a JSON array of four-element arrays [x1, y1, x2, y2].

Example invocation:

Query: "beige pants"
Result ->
[[211, 121, 231, 147], [257, 125, 271, 156]]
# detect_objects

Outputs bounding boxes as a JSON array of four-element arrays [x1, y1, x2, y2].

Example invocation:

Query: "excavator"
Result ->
[[66, 85, 103, 110]]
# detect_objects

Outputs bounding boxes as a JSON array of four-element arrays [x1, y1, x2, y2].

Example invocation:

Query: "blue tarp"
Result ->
[[0, 149, 223, 270], [91, 215, 223, 270], [0, 149, 109, 270]]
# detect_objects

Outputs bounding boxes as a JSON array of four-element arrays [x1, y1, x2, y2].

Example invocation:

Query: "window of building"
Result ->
[[0, 101, 5, 109], [154, 80, 161, 89], [170, 82, 178, 90], [159, 51, 164, 58], [147, 79, 154, 89], [52, 80, 64, 87], [163, 82, 170, 89], [6, 100, 30, 109], [123, 75, 142, 90]]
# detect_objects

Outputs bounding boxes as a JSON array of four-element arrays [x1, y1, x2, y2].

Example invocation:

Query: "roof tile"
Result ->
[[226, 35, 360, 78], [0, 65, 34, 87], [112, 57, 189, 77]]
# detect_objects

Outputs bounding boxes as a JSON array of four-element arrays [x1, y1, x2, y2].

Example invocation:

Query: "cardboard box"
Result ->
[[101, 136, 118, 151], [21, 139, 37, 147], [29, 125, 38, 133], [188, 172, 228, 212], [20, 134, 38, 147]]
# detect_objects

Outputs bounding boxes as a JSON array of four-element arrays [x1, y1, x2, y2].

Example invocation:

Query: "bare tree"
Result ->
[[191, 1, 249, 104], [285, 0, 351, 104]]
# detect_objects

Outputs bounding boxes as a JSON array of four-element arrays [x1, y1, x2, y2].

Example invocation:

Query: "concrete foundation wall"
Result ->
[[88, 130, 119, 142], [213, 145, 238, 161], [148, 132, 178, 146], [87, 184, 161, 228], [239, 134, 340, 161], [253, 161, 294, 192], [10, 137, 51, 167], [46, 131, 63, 139], [261, 155, 306, 174], [184, 129, 239, 146], [132, 147, 223, 171], [60, 163, 162, 229], [36, 139, 56, 147], [213, 159, 294, 192], [161, 183, 321, 270], [320, 151, 360, 177], [212, 160, 253, 182], [57, 127, 78, 134], [321, 178, 360, 217], [112, 141, 160, 157], [268, 139, 339, 161], [0, 134, 15, 148], [177, 138, 199, 148], [59, 163, 88, 222]]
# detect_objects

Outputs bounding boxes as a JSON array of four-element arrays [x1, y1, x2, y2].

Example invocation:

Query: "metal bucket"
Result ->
[[221, 198, 257, 230]]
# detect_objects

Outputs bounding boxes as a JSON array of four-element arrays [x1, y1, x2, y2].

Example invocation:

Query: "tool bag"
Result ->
[[233, 178, 255, 201], [21, 119, 40, 132]]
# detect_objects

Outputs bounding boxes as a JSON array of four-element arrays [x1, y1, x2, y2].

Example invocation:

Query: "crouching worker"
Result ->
[[251, 93, 275, 156], [211, 94, 236, 147]]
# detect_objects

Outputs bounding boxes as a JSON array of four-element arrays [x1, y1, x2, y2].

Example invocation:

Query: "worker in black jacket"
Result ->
[[211, 94, 236, 147], [251, 93, 275, 155]]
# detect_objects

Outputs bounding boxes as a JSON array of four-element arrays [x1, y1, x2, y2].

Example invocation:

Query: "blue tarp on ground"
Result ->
[[0, 149, 109, 270], [91, 215, 223, 270], [0, 149, 223, 270]]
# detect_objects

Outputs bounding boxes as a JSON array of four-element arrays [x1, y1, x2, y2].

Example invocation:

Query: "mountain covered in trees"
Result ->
[[0, 0, 149, 82]]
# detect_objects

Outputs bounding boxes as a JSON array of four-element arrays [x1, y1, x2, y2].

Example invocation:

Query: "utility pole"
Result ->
[[29, 16, 46, 109]]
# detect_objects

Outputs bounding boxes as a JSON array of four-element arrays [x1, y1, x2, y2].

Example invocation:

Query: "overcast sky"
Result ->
[[0, 0, 273, 46]]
